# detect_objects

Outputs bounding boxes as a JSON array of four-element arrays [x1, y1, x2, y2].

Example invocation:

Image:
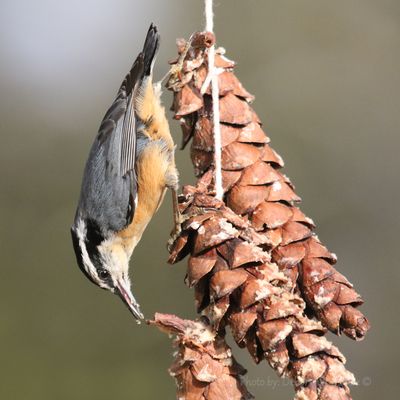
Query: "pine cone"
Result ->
[[168, 183, 356, 399], [165, 31, 370, 399], [149, 313, 253, 400], [167, 32, 369, 341]]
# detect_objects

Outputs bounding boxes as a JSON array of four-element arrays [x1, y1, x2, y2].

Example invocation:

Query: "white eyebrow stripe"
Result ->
[[75, 219, 102, 286]]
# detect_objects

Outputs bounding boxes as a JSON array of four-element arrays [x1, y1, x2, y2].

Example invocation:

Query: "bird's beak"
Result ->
[[115, 280, 144, 321]]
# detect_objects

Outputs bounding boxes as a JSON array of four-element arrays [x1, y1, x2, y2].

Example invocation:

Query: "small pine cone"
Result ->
[[168, 187, 356, 399], [167, 32, 369, 341], [149, 313, 253, 400]]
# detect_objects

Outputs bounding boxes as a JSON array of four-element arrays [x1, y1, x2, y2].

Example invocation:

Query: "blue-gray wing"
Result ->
[[75, 25, 160, 233], [76, 54, 144, 232]]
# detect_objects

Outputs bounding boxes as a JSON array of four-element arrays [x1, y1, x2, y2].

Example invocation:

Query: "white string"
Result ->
[[205, 0, 214, 31], [204, 0, 223, 200]]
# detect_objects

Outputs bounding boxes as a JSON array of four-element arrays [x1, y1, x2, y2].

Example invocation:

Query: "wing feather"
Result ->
[[74, 25, 160, 232]]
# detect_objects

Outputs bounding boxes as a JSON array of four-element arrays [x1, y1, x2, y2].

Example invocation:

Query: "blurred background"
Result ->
[[0, 0, 399, 398]]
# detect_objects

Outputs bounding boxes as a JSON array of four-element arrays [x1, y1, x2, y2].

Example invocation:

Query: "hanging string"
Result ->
[[204, 0, 223, 200]]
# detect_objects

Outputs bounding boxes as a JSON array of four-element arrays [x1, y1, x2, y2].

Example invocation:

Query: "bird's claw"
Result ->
[[167, 212, 189, 253], [167, 206, 210, 253]]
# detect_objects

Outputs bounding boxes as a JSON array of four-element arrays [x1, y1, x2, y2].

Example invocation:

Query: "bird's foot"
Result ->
[[167, 212, 190, 253]]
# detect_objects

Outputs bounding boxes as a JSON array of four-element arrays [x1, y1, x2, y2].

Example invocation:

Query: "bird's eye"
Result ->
[[99, 269, 110, 280]]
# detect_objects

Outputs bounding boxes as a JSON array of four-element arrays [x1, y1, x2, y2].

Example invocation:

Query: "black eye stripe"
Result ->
[[86, 243, 102, 269], [85, 219, 103, 247], [84, 219, 105, 273]]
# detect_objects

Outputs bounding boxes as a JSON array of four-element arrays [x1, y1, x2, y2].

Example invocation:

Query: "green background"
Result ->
[[1, 0, 398, 398]]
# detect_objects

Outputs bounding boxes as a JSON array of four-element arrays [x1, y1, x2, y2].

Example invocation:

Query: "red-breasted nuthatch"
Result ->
[[71, 24, 179, 320]]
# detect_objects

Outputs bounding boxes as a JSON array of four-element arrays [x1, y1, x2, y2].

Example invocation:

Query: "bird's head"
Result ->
[[70, 218, 143, 320]]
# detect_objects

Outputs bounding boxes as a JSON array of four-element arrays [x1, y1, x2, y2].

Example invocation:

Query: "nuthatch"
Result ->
[[71, 24, 179, 320]]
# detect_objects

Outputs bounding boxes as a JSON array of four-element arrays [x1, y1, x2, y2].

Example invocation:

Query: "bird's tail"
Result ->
[[142, 23, 160, 77], [118, 24, 159, 99], [131, 24, 161, 124]]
